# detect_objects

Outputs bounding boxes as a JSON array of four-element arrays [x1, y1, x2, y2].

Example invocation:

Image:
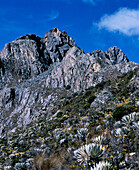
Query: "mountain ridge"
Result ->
[[0, 28, 138, 136], [0, 28, 138, 169]]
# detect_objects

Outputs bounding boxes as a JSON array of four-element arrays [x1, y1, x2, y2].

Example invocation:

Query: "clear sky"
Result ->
[[0, 0, 139, 63]]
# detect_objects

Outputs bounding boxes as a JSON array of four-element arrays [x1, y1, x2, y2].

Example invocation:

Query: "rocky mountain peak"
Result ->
[[106, 46, 129, 64], [0, 27, 138, 139], [0, 28, 138, 170], [0, 28, 77, 87], [44, 27, 76, 53], [87, 46, 129, 66], [16, 34, 41, 41]]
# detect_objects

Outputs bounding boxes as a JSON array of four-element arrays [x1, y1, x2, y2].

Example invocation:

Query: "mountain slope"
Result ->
[[0, 28, 138, 169]]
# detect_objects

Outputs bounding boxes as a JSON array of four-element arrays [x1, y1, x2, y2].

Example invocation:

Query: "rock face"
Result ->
[[106, 46, 129, 64], [0, 28, 76, 87], [0, 28, 138, 137]]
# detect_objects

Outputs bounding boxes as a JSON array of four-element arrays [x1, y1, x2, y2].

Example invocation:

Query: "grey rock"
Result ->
[[90, 89, 113, 110], [106, 46, 129, 64], [0, 28, 76, 87], [0, 27, 138, 138]]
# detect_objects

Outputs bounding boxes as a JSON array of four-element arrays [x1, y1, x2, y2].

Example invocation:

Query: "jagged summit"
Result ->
[[16, 34, 41, 41], [0, 28, 76, 86], [0, 28, 129, 85], [106, 46, 129, 64], [88, 46, 128, 65]]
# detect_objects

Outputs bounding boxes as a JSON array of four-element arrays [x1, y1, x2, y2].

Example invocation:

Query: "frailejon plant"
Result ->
[[74, 143, 105, 168], [77, 128, 88, 141], [133, 122, 139, 132], [91, 161, 109, 170], [92, 135, 106, 145], [121, 112, 139, 126], [115, 128, 124, 136], [114, 121, 121, 128]]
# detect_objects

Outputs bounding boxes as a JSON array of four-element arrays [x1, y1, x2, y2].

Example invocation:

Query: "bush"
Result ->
[[84, 90, 92, 97], [83, 103, 90, 110], [120, 89, 130, 98], [95, 81, 106, 90], [56, 111, 63, 118], [88, 95, 96, 104], [112, 105, 136, 120]]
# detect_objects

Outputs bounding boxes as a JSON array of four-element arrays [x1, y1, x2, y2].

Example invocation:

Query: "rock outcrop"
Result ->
[[0, 28, 76, 87], [0, 28, 138, 138]]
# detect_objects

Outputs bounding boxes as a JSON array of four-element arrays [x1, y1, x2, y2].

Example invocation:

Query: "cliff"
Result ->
[[0, 28, 138, 169]]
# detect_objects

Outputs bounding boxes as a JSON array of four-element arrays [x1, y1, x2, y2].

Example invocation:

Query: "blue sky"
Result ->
[[0, 0, 139, 63]]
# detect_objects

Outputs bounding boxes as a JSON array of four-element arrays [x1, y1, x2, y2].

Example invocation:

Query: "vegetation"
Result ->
[[74, 143, 105, 168], [0, 70, 138, 169], [112, 105, 136, 120]]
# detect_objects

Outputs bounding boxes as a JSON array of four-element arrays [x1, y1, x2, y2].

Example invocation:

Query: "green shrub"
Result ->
[[88, 95, 96, 104], [83, 103, 90, 109], [83, 90, 92, 97], [38, 119, 44, 124], [95, 81, 106, 90], [63, 100, 70, 106], [112, 105, 136, 120], [56, 111, 63, 118], [73, 128, 77, 134], [72, 92, 78, 97], [120, 89, 130, 98]]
